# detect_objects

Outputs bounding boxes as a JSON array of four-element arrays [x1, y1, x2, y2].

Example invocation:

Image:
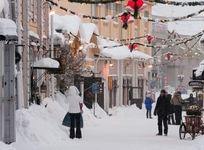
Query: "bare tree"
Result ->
[[55, 39, 86, 94]]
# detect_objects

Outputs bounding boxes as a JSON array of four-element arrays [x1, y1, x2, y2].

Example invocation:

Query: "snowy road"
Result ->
[[10, 99, 202, 150], [69, 115, 197, 150]]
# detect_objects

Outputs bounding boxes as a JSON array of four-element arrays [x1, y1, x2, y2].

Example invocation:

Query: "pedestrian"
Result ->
[[167, 94, 175, 125], [145, 92, 153, 119], [188, 93, 194, 106], [65, 86, 83, 139], [154, 89, 170, 136], [170, 91, 184, 125]]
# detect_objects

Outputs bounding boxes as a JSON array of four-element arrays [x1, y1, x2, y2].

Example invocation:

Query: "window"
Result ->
[[103, 3, 111, 16], [33, 0, 37, 22], [28, 0, 31, 21], [144, 11, 149, 28]]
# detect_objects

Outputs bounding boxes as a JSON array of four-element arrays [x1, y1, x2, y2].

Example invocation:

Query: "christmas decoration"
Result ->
[[164, 53, 173, 60], [128, 43, 138, 52], [152, 0, 204, 6], [67, 0, 124, 4], [125, 0, 147, 18], [146, 35, 154, 44], [45, 0, 204, 23], [178, 74, 184, 83], [186, 105, 202, 116], [120, 12, 134, 29], [69, 30, 203, 51]]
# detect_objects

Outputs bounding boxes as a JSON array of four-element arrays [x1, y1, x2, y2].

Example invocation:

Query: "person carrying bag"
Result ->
[[62, 86, 83, 139]]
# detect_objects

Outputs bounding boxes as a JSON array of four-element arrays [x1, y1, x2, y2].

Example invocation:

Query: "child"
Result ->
[[145, 92, 153, 119]]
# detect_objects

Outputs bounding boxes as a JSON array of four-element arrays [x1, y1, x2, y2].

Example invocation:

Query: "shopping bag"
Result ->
[[62, 112, 83, 128]]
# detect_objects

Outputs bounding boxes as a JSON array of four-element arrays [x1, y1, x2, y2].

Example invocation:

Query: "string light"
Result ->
[[45, 0, 204, 23], [152, 0, 204, 6], [69, 31, 204, 49]]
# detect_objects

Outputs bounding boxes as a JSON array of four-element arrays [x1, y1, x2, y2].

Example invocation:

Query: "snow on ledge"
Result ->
[[85, 57, 94, 62], [0, 18, 17, 36], [28, 30, 39, 39], [32, 58, 60, 69], [195, 60, 204, 77]]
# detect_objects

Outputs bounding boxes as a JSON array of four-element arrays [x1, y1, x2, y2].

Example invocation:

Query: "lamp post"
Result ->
[[50, 11, 55, 100], [43, 1, 55, 100]]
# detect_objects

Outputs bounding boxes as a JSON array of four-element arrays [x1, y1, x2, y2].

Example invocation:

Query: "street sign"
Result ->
[[189, 81, 204, 87]]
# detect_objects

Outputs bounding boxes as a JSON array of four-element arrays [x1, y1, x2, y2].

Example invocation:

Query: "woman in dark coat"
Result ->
[[167, 94, 175, 125]]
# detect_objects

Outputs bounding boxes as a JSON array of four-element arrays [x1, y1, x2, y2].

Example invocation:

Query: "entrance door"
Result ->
[[130, 87, 143, 109]]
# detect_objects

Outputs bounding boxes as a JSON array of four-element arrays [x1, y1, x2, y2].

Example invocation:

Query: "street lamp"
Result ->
[[43, 1, 55, 100]]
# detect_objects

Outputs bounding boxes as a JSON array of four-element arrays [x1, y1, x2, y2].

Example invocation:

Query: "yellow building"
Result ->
[[50, 0, 154, 112]]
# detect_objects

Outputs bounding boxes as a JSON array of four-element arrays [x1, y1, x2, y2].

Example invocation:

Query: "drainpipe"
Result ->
[[17, 0, 24, 108], [11, 0, 24, 109]]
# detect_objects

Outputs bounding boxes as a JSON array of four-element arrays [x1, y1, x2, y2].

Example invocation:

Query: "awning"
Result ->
[[28, 30, 39, 39], [31, 58, 60, 69], [0, 18, 18, 41]]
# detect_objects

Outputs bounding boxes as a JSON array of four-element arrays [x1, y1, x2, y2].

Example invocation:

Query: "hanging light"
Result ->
[[40, 82, 47, 93], [109, 61, 114, 67], [49, 10, 55, 15], [148, 64, 153, 68]]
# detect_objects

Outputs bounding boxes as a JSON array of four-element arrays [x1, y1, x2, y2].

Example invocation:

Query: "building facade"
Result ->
[[51, 0, 154, 112]]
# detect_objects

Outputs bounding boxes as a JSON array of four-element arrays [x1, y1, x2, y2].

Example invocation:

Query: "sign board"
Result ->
[[46, 58, 66, 74], [163, 74, 168, 87], [152, 23, 168, 33], [108, 76, 113, 90], [92, 83, 99, 94], [189, 81, 204, 87]]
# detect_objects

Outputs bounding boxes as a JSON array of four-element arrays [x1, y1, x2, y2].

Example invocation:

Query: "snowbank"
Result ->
[[0, 142, 16, 150]]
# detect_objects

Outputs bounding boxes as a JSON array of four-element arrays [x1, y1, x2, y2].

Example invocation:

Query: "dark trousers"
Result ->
[[69, 113, 82, 139], [174, 105, 182, 125], [146, 108, 152, 118], [168, 114, 175, 124], [158, 115, 168, 135]]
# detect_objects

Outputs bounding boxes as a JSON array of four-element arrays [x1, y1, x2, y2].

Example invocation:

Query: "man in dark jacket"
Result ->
[[154, 89, 170, 136]]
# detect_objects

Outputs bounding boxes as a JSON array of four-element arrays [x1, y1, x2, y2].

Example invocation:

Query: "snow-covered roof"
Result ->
[[51, 14, 86, 44], [152, 1, 204, 35], [101, 39, 152, 60], [32, 58, 60, 69], [0, 0, 5, 13], [0, 18, 17, 40], [82, 23, 103, 48], [0, 0, 9, 18]]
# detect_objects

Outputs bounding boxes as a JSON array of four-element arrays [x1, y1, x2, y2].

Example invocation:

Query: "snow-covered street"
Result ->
[[1, 92, 203, 150]]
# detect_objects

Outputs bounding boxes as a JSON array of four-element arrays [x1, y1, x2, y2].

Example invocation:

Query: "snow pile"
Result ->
[[92, 103, 108, 118], [109, 104, 146, 119], [0, 142, 16, 150], [32, 58, 60, 69], [0, 0, 9, 18], [55, 91, 101, 127], [163, 85, 175, 94]]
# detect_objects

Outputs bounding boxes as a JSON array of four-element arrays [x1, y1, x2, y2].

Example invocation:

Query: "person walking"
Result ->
[[188, 93, 195, 106], [171, 92, 184, 125], [65, 86, 83, 139], [154, 89, 170, 136], [145, 93, 153, 119], [167, 94, 175, 125]]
